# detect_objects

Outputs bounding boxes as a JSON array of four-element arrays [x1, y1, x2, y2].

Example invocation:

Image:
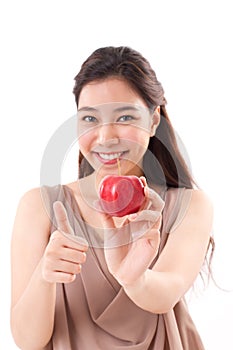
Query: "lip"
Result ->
[[94, 151, 128, 165]]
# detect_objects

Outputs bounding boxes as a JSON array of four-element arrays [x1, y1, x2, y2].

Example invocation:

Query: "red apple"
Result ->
[[99, 175, 145, 217]]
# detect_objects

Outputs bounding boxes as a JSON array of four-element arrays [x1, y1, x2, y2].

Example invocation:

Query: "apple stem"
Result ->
[[117, 158, 121, 176]]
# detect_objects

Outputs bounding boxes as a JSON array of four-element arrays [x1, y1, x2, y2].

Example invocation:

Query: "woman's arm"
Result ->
[[11, 189, 88, 349], [122, 189, 213, 314], [11, 188, 56, 349]]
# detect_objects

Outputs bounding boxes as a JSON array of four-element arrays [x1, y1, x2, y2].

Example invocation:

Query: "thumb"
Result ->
[[53, 201, 74, 235]]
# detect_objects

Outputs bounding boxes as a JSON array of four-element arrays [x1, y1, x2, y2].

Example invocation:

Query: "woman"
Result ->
[[11, 46, 214, 349]]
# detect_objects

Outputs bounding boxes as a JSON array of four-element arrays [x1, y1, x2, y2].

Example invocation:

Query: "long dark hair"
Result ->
[[73, 46, 194, 188], [73, 46, 215, 280]]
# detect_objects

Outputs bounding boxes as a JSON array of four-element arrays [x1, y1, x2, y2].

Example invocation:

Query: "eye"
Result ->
[[82, 115, 97, 123], [117, 115, 135, 122]]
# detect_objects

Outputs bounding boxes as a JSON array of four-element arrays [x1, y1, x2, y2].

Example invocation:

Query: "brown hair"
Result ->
[[73, 46, 195, 188]]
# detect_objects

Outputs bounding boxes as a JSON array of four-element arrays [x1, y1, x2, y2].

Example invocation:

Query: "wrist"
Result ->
[[122, 270, 147, 294]]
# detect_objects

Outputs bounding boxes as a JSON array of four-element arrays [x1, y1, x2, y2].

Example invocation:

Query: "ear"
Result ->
[[150, 106, 160, 137]]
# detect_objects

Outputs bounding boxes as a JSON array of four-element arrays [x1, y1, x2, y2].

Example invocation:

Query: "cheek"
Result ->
[[122, 129, 150, 148], [78, 127, 150, 153], [78, 131, 94, 155]]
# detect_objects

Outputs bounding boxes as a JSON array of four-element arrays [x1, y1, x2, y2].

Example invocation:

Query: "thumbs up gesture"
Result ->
[[41, 201, 89, 284]]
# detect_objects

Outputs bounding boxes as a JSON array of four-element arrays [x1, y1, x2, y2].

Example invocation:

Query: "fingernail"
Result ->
[[144, 186, 150, 197]]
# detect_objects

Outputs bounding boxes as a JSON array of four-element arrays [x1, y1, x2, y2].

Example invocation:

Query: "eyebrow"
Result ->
[[77, 106, 142, 113], [77, 106, 99, 112], [113, 106, 141, 112]]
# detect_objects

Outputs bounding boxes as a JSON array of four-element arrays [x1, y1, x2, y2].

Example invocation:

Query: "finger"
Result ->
[[146, 228, 161, 250], [92, 200, 116, 230], [139, 177, 164, 211], [59, 246, 87, 264], [129, 214, 162, 242], [50, 230, 89, 251], [128, 210, 161, 223], [53, 201, 74, 235], [61, 234, 89, 249], [131, 223, 161, 244], [92, 208, 122, 248], [56, 260, 83, 275], [144, 187, 165, 211], [45, 271, 77, 284], [139, 176, 147, 187]]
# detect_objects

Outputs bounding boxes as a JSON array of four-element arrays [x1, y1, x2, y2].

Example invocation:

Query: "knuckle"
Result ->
[[45, 240, 60, 257], [71, 263, 81, 275], [45, 249, 58, 262], [42, 269, 54, 283], [80, 252, 86, 263], [50, 230, 63, 241], [65, 274, 76, 283], [76, 264, 82, 273]]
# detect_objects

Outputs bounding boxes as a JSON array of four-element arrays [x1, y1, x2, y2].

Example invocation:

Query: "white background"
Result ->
[[1, 1, 232, 349]]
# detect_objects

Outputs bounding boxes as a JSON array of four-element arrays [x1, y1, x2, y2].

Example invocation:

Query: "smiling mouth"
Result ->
[[95, 151, 127, 161]]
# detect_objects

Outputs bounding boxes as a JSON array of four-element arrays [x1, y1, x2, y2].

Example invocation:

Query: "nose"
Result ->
[[97, 123, 120, 146]]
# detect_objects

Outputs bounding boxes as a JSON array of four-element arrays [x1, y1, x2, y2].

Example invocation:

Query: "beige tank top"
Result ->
[[41, 185, 205, 350]]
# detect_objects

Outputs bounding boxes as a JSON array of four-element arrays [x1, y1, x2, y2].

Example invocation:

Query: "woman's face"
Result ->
[[77, 78, 159, 178]]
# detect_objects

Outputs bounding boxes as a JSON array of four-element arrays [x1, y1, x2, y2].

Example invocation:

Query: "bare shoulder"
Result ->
[[19, 186, 45, 207], [188, 188, 213, 219], [168, 186, 213, 207], [17, 187, 50, 219], [170, 187, 213, 214], [12, 187, 52, 242], [190, 188, 213, 205], [171, 188, 214, 235]]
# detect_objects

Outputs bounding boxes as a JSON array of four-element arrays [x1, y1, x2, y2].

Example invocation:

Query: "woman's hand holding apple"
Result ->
[[99, 178, 165, 287]]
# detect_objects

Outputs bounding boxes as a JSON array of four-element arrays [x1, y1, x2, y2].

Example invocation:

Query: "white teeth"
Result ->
[[98, 152, 123, 160]]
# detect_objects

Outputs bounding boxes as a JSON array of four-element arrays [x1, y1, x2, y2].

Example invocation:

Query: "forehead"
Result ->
[[78, 78, 147, 109]]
